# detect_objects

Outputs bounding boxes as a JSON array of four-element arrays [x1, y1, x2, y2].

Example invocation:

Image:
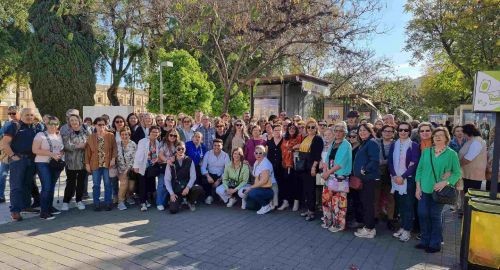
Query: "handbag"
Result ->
[[429, 148, 457, 205], [227, 164, 243, 188], [349, 175, 363, 190], [327, 175, 349, 193], [145, 163, 162, 178], [294, 151, 307, 172], [126, 169, 138, 181], [44, 132, 66, 171]]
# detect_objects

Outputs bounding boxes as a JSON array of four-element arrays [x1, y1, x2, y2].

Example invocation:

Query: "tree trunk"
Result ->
[[15, 73, 20, 106], [222, 84, 231, 113], [107, 83, 120, 106]]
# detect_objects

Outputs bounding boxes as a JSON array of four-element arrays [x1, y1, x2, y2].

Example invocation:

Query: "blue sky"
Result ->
[[369, 0, 424, 78], [98, 0, 423, 85]]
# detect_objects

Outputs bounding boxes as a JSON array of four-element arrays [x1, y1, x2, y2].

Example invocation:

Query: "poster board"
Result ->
[[473, 71, 500, 112]]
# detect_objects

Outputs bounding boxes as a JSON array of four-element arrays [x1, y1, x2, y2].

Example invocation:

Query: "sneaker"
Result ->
[[277, 200, 289, 211], [76, 201, 85, 210], [399, 230, 411, 242], [256, 204, 272, 215], [393, 228, 404, 238], [226, 198, 237, 208], [21, 208, 40, 214], [416, 233, 422, 240], [61, 203, 69, 211], [117, 202, 127, 211], [292, 200, 299, 211], [321, 223, 330, 229], [204, 196, 214, 205], [241, 199, 247, 210], [328, 226, 344, 233], [157, 205, 165, 211], [354, 227, 376, 239], [40, 213, 55, 220], [140, 203, 147, 211], [145, 201, 151, 208], [126, 197, 135, 205], [11, 212, 22, 221], [50, 206, 61, 215]]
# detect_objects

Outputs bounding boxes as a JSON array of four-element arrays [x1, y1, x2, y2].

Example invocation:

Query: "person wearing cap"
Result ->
[[0, 106, 20, 203], [346, 111, 360, 133]]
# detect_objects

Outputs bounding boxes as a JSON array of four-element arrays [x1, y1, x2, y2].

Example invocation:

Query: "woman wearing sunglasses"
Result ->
[[164, 142, 205, 214], [279, 123, 303, 211], [116, 127, 137, 210], [223, 119, 249, 154], [388, 122, 421, 242], [32, 116, 64, 220], [157, 129, 181, 210], [243, 145, 275, 214], [298, 119, 324, 221], [110, 115, 127, 204]]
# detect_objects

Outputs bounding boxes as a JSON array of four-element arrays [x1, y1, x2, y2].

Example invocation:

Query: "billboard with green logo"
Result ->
[[473, 71, 500, 112]]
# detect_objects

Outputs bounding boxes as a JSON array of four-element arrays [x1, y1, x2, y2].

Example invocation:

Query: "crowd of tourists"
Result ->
[[0, 105, 497, 254]]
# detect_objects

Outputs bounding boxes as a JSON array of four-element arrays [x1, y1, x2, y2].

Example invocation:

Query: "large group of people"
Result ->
[[0, 105, 497, 255]]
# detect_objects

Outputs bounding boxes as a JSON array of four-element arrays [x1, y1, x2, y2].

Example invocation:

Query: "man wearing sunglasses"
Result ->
[[0, 106, 20, 203]]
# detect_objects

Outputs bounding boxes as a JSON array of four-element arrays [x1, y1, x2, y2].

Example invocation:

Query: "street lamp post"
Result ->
[[159, 61, 173, 114]]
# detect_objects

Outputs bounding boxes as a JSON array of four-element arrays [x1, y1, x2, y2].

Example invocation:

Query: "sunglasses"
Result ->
[[306, 126, 316, 129], [216, 125, 224, 128], [176, 147, 185, 151], [420, 129, 431, 133], [235, 123, 243, 127], [348, 135, 357, 139], [254, 152, 264, 155], [319, 123, 327, 127], [169, 134, 178, 138], [398, 129, 410, 132], [115, 120, 124, 123], [166, 118, 174, 121], [8, 112, 16, 115], [183, 121, 191, 124]]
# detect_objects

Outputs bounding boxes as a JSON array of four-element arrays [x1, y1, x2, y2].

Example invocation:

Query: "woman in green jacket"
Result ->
[[216, 147, 249, 207], [415, 127, 461, 253]]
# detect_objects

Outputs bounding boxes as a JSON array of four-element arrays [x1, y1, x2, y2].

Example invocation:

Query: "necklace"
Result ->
[[434, 147, 445, 155]]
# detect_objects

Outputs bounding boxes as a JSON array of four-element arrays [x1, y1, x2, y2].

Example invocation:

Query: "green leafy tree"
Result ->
[[419, 54, 470, 114], [28, 0, 98, 120], [147, 49, 215, 116], [211, 84, 249, 117], [405, 0, 499, 90]]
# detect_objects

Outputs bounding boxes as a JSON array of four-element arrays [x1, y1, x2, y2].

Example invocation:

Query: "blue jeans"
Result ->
[[418, 192, 444, 249], [395, 177, 416, 231], [248, 188, 274, 208], [156, 174, 167, 206], [9, 157, 36, 212], [0, 162, 9, 198], [110, 176, 119, 197], [92, 168, 111, 205], [36, 162, 61, 214]]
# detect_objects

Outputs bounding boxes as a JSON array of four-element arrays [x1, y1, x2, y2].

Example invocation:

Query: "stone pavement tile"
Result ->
[[0, 262, 18, 270], [0, 249, 39, 269]]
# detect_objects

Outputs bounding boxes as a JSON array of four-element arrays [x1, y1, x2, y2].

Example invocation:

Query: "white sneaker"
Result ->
[[328, 226, 344, 233], [76, 201, 85, 210], [398, 230, 411, 242], [256, 204, 272, 215], [204, 196, 214, 205], [157, 205, 165, 211], [393, 228, 404, 238], [117, 202, 127, 211], [226, 198, 237, 208], [126, 197, 135, 205], [354, 227, 376, 238], [140, 203, 147, 211], [292, 200, 299, 211], [188, 203, 196, 211], [145, 201, 151, 208], [61, 203, 69, 211], [241, 199, 247, 210], [278, 200, 289, 211]]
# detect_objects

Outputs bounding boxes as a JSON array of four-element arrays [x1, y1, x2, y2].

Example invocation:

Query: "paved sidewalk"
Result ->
[[0, 198, 461, 270]]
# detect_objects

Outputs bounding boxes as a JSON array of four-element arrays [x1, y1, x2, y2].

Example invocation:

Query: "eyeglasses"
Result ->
[[398, 129, 410, 133], [169, 134, 178, 138], [7, 112, 16, 115], [48, 122, 59, 126], [383, 130, 395, 133], [306, 126, 316, 130], [334, 129, 344, 133], [420, 129, 431, 133], [183, 121, 191, 124], [115, 120, 124, 124], [97, 123, 106, 127], [176, 147, 185, 151], [254, 152, 264, 155]]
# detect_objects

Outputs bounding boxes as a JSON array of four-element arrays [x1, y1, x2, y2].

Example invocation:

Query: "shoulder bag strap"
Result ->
[[44, 131, 53, 152], [429, 148, 438, 184], [237, 163, 243, 181]]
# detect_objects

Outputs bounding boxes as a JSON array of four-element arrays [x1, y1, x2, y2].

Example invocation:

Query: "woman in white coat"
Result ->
[[133, 126, 161, 211]]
